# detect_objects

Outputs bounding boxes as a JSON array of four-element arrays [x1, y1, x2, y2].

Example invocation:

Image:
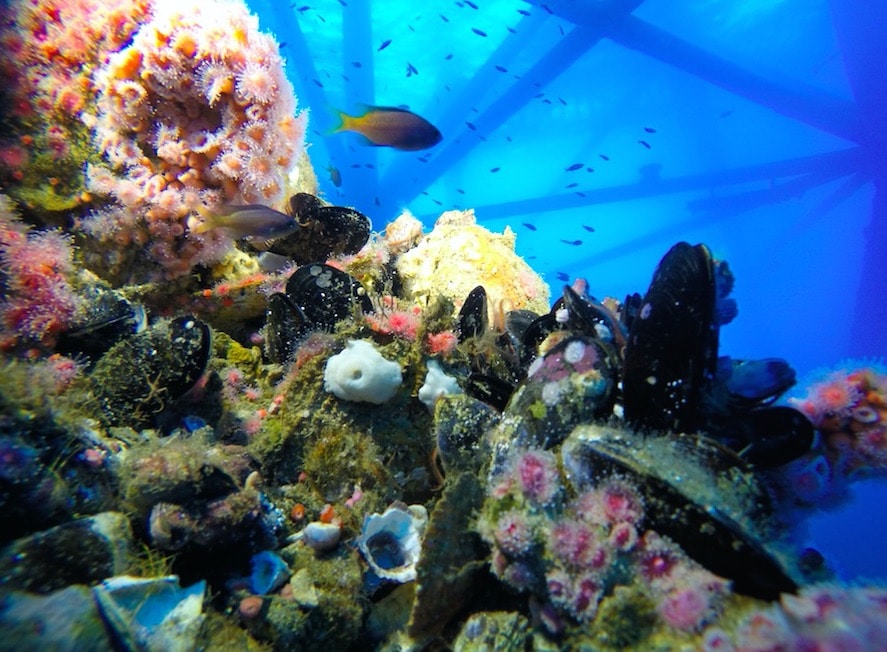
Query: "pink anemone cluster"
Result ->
[[481, 445, 728, 630], [778, 365, 887, 507], [0, 197, 83, 348], [83, 0, 307, 280]]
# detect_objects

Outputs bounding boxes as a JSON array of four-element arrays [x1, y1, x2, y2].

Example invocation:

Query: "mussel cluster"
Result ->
[[451, 242, 816, 601], [456, 241, 813, 466]]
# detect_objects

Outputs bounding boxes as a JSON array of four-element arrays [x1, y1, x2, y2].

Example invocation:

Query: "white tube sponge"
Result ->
[[323, 340, 403, 404]]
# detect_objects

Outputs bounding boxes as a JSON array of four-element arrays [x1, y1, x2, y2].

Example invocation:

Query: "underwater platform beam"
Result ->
[[605, 16, 862, 144], [452, 147, 863, 222], [829, 0, 887, 357], [376, 11, 550, 202], [251, 0, 350, 179], [377, 24, 614, 211], [339, 0, 379, 209]]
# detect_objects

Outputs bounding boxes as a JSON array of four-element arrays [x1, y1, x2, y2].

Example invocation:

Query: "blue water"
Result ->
[[245, 0, 886, 580]]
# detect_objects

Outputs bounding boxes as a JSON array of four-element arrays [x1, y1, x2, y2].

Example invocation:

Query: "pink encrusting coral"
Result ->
[[0, 196, 84, 348], [83, 0, 308, 280]]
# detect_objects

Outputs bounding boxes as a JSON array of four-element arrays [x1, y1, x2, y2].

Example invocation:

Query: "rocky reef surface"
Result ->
[[1, 0, 886, 650]]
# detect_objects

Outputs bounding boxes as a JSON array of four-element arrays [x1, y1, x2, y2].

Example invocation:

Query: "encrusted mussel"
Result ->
[[265, 263, 374, 363], [622, 242, 720, 433], [561, 424, 799, 601], [255, 193, 371, 264], [90, 316, 211, 429]]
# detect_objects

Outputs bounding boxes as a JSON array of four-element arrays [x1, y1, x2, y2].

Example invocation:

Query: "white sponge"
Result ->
[[323, 340, 402, 404]]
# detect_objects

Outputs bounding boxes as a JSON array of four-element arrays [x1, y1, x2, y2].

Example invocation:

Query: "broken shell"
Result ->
[[357, 504, 427, 583]]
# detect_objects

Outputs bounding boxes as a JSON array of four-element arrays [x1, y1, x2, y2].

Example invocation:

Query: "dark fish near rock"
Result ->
[[332, 106, 442, 151]]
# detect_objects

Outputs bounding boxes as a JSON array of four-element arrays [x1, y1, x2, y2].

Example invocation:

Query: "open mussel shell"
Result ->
[[623, 242, 720, 433], [714, 406, 814, 469], [562, 425, 798, 601], [261, 193, 371, 264], [56, 286, 146, 362]]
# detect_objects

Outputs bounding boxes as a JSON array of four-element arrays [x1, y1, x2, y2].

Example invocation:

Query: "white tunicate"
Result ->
[[541, 380, 565, 406]]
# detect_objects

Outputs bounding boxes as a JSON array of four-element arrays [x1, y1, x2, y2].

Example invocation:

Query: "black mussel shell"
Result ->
[[504, 309, 539, 343], [56, 286, 146, 362], [465, 372, 516, 412], [563, 428, 798, 601], [265, 292, 310, 364], [458, 286, 489, 342], [165, 316, 213, 399], [284, 263, 373, 333], [262, 194, 371, 264], [620, 291, 643, 332], [562, 285, 627, 352], [713, 406, 814, 469], [623, 242, 720, 433]]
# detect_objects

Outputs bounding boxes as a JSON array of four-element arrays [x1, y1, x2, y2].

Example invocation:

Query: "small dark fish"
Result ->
[[445, 53, 454, 60], [189, 204, 298, 241], [507, 27, 517, 34], [279, 41, 288, 48], [337, 0, 347, 5], [375, 196, 381, 206], [644, 126, 657, 133], [720, 110, 734, 118], [471, 27, 487, 37], [296, 5, 310, 12], [558, 25, 564, 35], [350, 163, 361, 168], [333, 105, 442, 151], [326, 164, 342, 187], [575, 191, 586, 197], [638, 140, 651, 149], [541, 3, 553, 13], [490, 167, 500, 173], [432, 199, 443, 206], [559, 97, 567, 105], [517, 9, 530, 16], [364, 163, 375, 169], [582, 225, 595, 232], [565, 182, 578, 189], [561, 239, 582, 246], [534, 92, 544, 98], [406, 62, 418, 77], [408, 24, 415, 32], [566, 163, 583, 171], [542, 99, 551, 104], [465, 0, 478, 8], [466, 121, 477, 130], [351, 61, 362, 68], [599, 154, 610, 161], [440, 13, 449, 21], [313, 79, 324, 87], [456, 188, 465, 194], [417, 156, 429, 162], [556, 272, 569, 282], [378, 39, 392, 51], [522, 222, 537, 231], [495, 65, 508, 73], [317, 14, 325, 22]]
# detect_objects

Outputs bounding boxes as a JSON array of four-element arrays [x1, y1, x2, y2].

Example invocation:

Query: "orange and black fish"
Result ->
[[331, 106, 442, 151]]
